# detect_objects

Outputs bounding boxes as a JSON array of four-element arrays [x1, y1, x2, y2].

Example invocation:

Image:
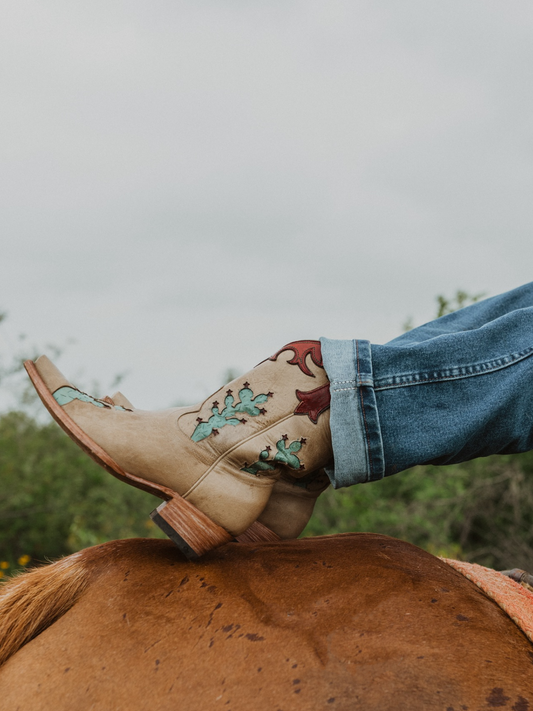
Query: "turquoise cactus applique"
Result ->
[[242, 435, 306, 475], [53, 386, 128, 411], [191, 382, 272, 442]]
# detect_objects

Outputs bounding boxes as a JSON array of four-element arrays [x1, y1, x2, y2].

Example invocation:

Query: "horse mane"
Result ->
[[0, 551, 91, 667]]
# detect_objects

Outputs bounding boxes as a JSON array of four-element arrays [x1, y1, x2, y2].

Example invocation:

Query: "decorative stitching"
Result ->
[[356, 340, 375, 477], [374, 346, 533, 391]]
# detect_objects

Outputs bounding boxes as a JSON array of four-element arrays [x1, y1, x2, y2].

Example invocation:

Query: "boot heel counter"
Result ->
[[184, 467, 275, 536]]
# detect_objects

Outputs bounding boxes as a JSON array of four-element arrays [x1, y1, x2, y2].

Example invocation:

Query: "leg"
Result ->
[[322, 282, 533, 488]]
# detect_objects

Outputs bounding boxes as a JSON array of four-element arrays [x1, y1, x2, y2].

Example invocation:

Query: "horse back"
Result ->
[[0, 533, 532, 710]]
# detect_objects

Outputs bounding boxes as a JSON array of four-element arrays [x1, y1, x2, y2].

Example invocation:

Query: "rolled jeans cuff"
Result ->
[[320, 337, 385, 488]]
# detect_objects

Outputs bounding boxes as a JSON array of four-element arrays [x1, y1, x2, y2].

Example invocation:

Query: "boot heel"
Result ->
[[150, 496, 232, 560], [236, 521, 280, 544]]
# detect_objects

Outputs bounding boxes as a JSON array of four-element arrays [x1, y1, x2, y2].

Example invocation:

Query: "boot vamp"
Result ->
[[64, 401, 208, 494]]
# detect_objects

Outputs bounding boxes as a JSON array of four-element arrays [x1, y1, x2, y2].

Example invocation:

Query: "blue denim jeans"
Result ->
[[321, 282, 533, 489]]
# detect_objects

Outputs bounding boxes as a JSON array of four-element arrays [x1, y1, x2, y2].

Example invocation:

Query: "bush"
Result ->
[[305, 451, 533, 570], [0, 410, 164, 574]]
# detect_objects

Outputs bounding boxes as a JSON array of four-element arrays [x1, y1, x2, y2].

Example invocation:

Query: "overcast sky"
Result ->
[[2, 0, 533, 409]]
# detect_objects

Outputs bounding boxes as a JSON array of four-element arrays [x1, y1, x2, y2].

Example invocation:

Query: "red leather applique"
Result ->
[[294, 384, 331, 424], [269, 340, 323, 377]]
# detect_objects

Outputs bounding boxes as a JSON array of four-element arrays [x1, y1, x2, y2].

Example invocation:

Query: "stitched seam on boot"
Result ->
[[183, 412, 296, 499]]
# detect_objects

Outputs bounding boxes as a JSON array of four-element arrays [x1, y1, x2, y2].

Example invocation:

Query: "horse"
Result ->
[[0, 532, 532, 710]]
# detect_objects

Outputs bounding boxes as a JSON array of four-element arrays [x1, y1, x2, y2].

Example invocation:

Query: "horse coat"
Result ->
[[0, 533, 532, 710]]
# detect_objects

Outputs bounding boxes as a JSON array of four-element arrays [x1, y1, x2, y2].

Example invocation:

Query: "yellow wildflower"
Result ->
[[0, 572, 4, 580], [0, 561, 9, 570], [18, 555, 31, 566]]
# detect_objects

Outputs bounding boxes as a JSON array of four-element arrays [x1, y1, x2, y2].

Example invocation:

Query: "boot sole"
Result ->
[[24, 360, 279, 559]]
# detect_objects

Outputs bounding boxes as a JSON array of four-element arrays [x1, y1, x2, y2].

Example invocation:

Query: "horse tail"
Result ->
[[0, 550, 91, 666]]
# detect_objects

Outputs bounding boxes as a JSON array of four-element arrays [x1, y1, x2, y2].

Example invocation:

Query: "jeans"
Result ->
[[321, 282, 533, 489]]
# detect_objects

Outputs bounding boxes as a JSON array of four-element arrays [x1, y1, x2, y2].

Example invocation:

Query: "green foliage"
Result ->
[[435, 290, 485, 318], [0, 410, 164, 572], [305, 453, 533, 570], [403, 290, 485, 332]]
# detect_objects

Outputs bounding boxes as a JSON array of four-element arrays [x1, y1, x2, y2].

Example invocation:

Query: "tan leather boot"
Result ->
[[257, 469, 331, 539], [101, 397, 331, 542], [25, 341, 332, 558]]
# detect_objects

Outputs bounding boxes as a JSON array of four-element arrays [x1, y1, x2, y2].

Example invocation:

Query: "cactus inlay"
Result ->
[[53, 386, 127, 411], [191, 384, 270, 442], [242, 435, 305, 475]]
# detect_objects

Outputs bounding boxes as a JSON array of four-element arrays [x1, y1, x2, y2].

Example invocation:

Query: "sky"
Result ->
[[1, 0, 533, 409]]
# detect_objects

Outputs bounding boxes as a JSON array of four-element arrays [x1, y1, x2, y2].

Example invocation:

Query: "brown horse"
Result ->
[[0, 533, 532, 710]]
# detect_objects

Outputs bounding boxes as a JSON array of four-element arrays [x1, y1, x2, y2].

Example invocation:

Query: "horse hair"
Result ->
[[0, 551, 90, 667]]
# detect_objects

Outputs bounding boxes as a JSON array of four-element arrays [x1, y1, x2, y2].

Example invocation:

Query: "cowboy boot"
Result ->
[[25, 341, 332, 558], [103, 394, 332, 541]]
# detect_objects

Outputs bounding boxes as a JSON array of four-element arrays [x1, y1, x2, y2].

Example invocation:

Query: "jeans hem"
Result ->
[[320, 338, 385, 488]]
